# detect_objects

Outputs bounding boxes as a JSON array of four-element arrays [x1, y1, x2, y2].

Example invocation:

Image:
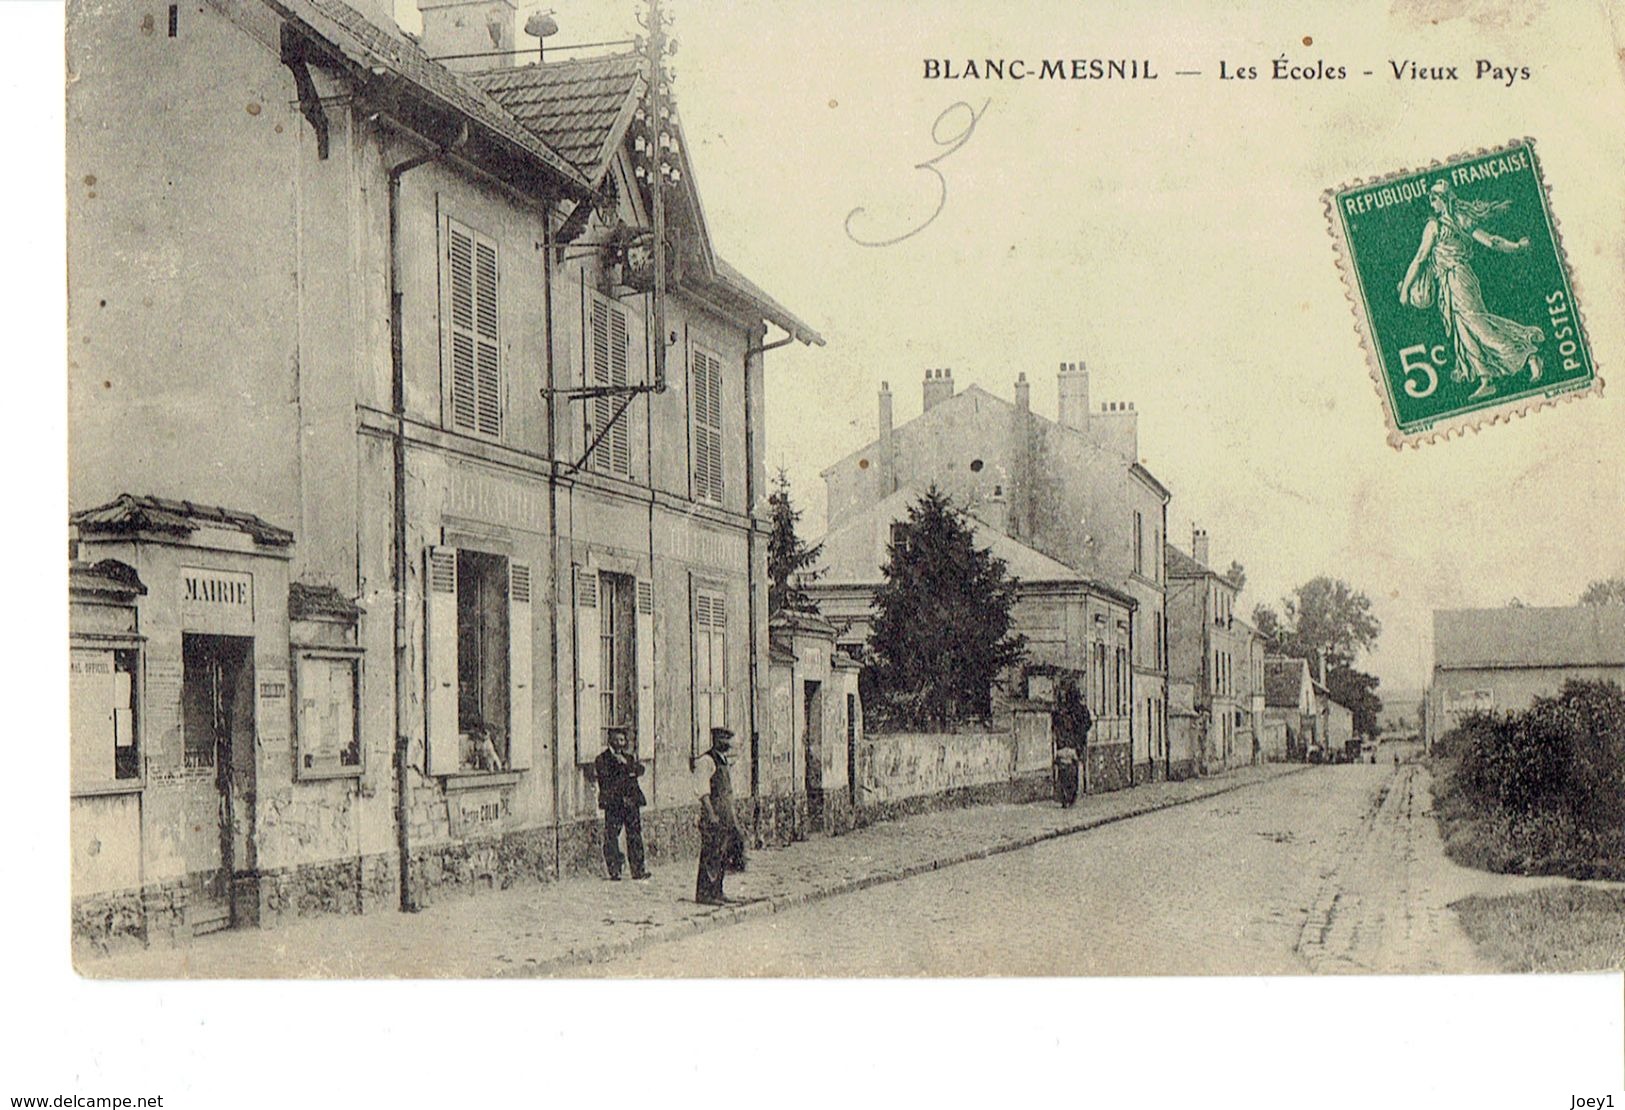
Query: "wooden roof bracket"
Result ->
[[280, 23, 330, 159]]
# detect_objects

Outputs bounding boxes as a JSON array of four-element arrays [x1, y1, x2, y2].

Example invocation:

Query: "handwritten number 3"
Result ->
[[845, 99, 991, 248]]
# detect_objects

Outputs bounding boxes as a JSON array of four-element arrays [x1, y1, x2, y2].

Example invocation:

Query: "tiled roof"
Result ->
[[281, 0, 590, 192], [1264, 656, 1310, 708], [69, 559, 147, 598], [471, 53, 644, 179], [1434, 605, 1625, 669], [1164, 541, 1240, 589], [72, 494, 294, 547], [474, 59, 823, 346], [289, 582, 365, 621]]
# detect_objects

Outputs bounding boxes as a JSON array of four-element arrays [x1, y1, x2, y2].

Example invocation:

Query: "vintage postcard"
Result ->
[[52, 0, 1625, 1003]]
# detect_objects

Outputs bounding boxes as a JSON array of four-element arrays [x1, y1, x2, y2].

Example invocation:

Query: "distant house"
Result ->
[[1263, 656, 1315, 760], [1165, 529, 1258, 772], [1427, 605, 1625, 747], [806, 485, 1138, 750], [818, 364, 1171, 779], [1314, 681, 1355, 759]]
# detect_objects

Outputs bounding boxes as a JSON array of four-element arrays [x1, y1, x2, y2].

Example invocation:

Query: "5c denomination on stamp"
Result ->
[[1326, 138, 1600, 447]]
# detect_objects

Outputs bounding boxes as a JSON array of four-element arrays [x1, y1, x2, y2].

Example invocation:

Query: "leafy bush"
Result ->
[[1432, 680, 1625, 878]]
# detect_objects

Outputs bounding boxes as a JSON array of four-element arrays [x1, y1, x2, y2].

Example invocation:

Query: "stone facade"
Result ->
[[818, 365, 1170, 771], [66, 0, 819, 947]]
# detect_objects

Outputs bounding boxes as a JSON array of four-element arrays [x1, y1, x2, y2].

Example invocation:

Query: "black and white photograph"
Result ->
[[13, 0, 1625, 1103]]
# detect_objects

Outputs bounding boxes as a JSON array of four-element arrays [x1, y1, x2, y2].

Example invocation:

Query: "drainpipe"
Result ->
[[743, 323, 770, 843], [388, 121, 467, 913], [542, 203, 564, 880]]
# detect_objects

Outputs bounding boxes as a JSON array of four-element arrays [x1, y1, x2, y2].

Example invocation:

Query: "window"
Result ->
[[1115, 645, 1128, 715], [295, 653, 361, 778], [889, 521, 908, 550], [1133, 511, 1144, 575], [574, 568, 655, 762], [691, 345, 724, 502], [444, 218, 502, 439], [692, 584, 728, 757], [1092, 641, 1107, 712], [1153, 526, 1161, 582], [587, 291, 632, 476], [70, 648, 139, 789], [425, 546, 534, 776]]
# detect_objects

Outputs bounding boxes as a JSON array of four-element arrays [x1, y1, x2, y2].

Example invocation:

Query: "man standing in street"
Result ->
[[1053, 676, 1091, 808], [594, 726, 650, 881], [692, 726, 742, 905]]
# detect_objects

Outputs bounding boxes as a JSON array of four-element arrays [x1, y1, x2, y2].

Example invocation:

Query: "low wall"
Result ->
[[863, 711, 1052, 807], [1083, 742, 1132, 793]]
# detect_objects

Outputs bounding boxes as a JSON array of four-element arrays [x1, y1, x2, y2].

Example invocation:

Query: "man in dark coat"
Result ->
[[594, 726, 649, 880], [692, 727, 742, 905], [1053, 677, 1092, 808]]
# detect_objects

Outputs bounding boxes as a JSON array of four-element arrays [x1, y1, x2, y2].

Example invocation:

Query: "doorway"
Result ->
[[180, 633, 255, 935], [803, 680, 824, 829]]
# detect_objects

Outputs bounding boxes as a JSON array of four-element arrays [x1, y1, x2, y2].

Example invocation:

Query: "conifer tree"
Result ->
[[866, 487, 1026, 727], [767, 468, 823, 615]]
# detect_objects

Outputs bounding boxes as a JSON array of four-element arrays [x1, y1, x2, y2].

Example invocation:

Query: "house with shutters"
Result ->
[[818, 364, 1171, 782], [66, 0, 817, 948], [1165, 529, 1259, 771]]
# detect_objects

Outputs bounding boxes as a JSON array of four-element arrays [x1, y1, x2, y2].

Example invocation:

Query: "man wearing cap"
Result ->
[[594, 726, 649, 881], [691, 726, 742, 905]]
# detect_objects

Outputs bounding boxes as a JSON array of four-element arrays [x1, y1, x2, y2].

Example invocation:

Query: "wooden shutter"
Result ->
[[634, 578, 655, 760], [474, 238, 501, 438], [425, 546, 460, 776], [574, 566, 601, 765], [690, 348, 724, 502], [587, 293, 631, 476], [447, 219, 501, 439], [691, 583, 727, 755], [507, 561, 533, 771]]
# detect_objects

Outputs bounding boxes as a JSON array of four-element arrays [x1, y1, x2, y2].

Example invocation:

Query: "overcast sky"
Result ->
[[425, 1, 1625, 691]]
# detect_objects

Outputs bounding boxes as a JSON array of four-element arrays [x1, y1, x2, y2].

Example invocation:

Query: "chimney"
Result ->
[[877, 381, 896, 495], [1057, 360, 1090, 433], [1014, 371, 1030, 412], [1192, 527, 1210, 568], [922, 367, 955, 411], [1093, 399, 1139, 461], [417, 0, 519, 72]]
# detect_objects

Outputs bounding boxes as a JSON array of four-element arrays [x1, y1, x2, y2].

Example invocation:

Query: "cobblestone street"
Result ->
[[82, 761, 1595, 979], [575, 762, 1590, 978]]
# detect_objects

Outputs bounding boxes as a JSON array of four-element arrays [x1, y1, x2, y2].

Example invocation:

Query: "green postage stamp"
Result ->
[[1327, 138, 1600, 447]]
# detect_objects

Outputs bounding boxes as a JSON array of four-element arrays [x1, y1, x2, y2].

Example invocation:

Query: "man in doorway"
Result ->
[[594, 726, 649, 881], [692, 727, 742, 905]]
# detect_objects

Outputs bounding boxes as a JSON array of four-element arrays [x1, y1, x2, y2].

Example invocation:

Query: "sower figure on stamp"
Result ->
[[594, 725, 650, 881], [692, 727, 742, 905], [1053, 676, 1091, 808]]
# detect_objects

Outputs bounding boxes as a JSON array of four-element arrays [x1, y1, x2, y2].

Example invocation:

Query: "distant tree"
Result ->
[[1252, 603, 1286, 653], [866, 487, 1026, 727], [766, 468, 823, 615], [1225, 561, 1247, 592], [1325, 665, 1382, 739], [1580, 577, 1625, 606], [1256, 577, 1384, 734]]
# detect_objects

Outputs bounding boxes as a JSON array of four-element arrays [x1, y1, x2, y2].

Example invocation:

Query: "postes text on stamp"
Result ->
[[1328, 139, 1599, 447]]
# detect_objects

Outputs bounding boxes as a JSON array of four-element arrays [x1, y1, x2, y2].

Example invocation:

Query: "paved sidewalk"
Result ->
[[81, 765, 1298, 979]]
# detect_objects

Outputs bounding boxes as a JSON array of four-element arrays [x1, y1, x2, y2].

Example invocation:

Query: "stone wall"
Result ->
[[1084, 741, 1132, 793]]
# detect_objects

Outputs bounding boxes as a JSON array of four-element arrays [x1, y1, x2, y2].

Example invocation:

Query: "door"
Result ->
[[803, 680, 824, 830], [181, 634, 255, 935]]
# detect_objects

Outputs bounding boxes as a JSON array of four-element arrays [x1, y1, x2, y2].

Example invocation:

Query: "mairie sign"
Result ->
[[180, 566, 255, 631]]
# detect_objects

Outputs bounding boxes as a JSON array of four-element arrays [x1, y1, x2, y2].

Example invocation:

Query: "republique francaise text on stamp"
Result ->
[[1326, 138, 1600, 447]]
